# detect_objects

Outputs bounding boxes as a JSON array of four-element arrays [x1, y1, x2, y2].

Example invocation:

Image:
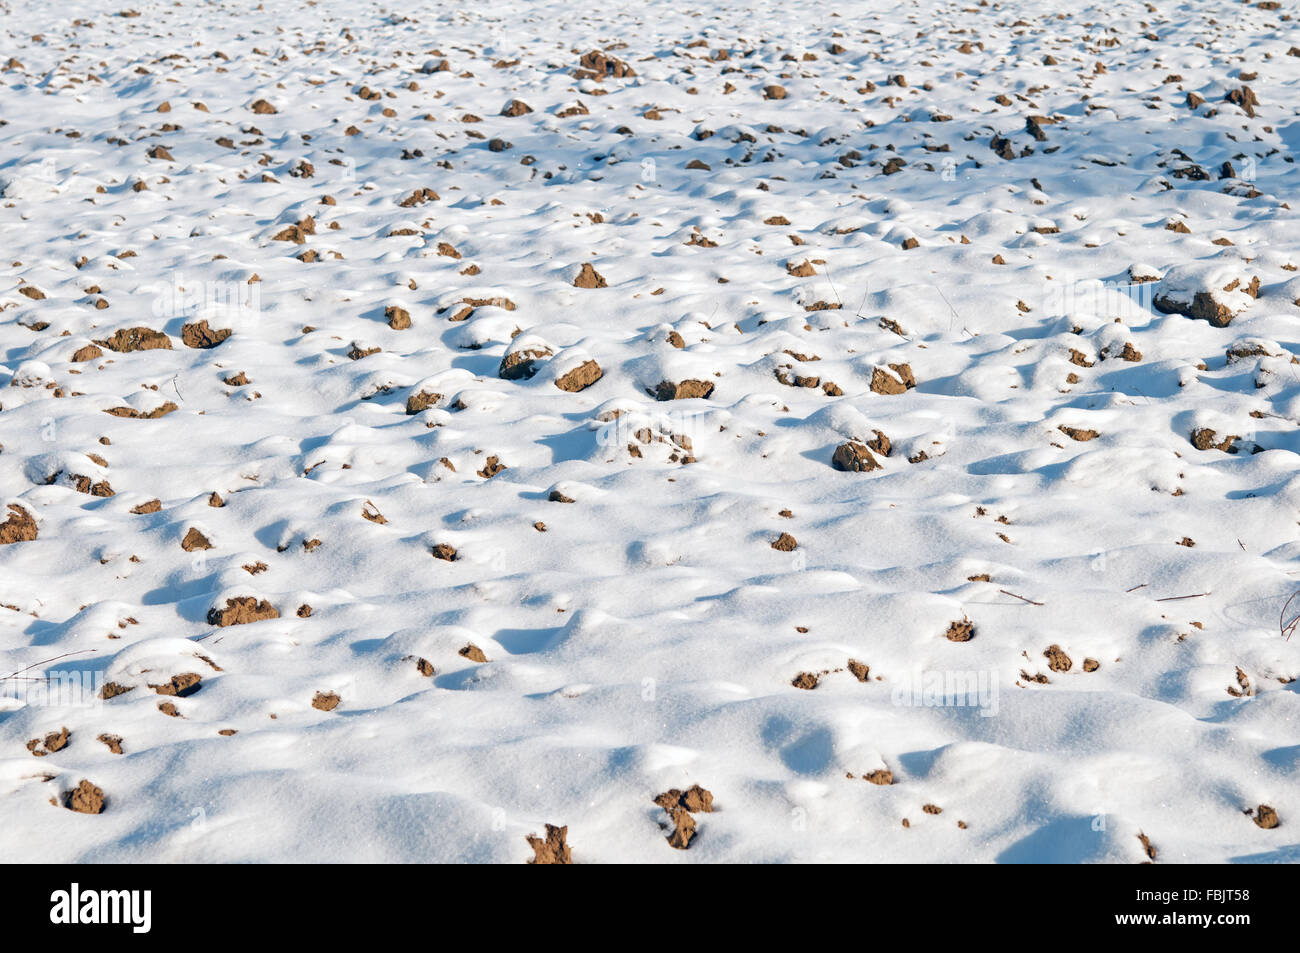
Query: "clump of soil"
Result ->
[[27, 726, 70, 756], [923, 804, 943, 815], [555, 360, 603, 392], [272, 216, 315, 244], [181, 319, 231, 348], [297, 604, 313, 618], [415, 657, 435, 677], [764, 84, 787, 100], [653, 379, 714, 401], [573, 262, 607, 288], [1252, 805, 1280, 829], [1083, 658, 1100, 672], [945, 619, 975, 642], [158, 701, 181, 717], [432, 543, 458, 561], [72, 344, 103, 362], [863, 769, 894, 785], [848, 659, 870, 682], [575, 49, 634, 80], [70, 474, 114, 497], [1059, 426, 1099, 441], [98, 734, 123, 755], [105, 401, 178, 419], [1044, 645, 1072, 672], [250, 98, 277, 114], [150, 672, 202, 697], [791, 671, 819, 690], [0, 504, 37, 544], [870, 363, 915, 394], [548, 489, 575, 503], [526, 824, 572, 864], [866, 430, 891, 456], [1137, 832, 1156, 861], [64, 779, 105, 814], [477, 456, 506, 478], [130, 499, 162, 514], [831, 441, 881, 472], [101, 682, 135, 700], [1190, 428, 1239, 453], [501, 98, 533, 116], [459, 643, 488, 663], [98, 327, 172, 352], [655, 785, 715, 849], [771, 532, 798, 551], [499, 345, 554, 380], [207, 597, 279, 627], [312, 691, 340, 712], [385, 306, 411, 330], [406, 389, 441, 414], [181, 527, 212, 551]]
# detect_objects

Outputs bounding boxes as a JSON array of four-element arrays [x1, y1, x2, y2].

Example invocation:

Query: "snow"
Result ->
[[1, 0, 1299, 862]]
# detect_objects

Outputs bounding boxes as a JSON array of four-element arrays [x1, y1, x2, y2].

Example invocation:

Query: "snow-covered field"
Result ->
[[1, 0, 1299, 863]]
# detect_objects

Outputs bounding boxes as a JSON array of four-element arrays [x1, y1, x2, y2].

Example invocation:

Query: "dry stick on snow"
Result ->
[[1280, 591, 1300, 641], [0, 649, 96, 682], [1125, 583, 1149, 593], [1153, 592, 1211, 603], [999, 589, 1044, 606]]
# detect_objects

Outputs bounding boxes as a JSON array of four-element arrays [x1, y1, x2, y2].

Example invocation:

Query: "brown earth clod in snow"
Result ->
[[1044, 645, 1072, 672], [64, 779, 105, 814], [870, 363, 915, 394], [459, 643, 488, 663], [150, 673, 202, 697], [771, 532, 798, 551], [945, 619, 975, 642], [97, 327, 172, 352], [181, 527, 212, 551], [0, 504, 37, 544], [1253, 805, 1280, 829], [831, 441, 881, 472], [1190, 428, 1239, 453], [207, 597, 279, 627], [653, 379, 714, 401], [312, 691, 340, 712], [526, 824, 572, 864], [555, 360, 603, 392], [181, 319, 231, 348], [573, 263, 607, 288]]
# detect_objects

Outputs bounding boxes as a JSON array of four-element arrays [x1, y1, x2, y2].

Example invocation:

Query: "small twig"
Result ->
[[0, 649, 95, 682], [999, 589, 1044, 606], [1125, 583, 1149, 593], [821, 262, 844, 308], [1153, 592, 1210, 603], [1280, 591, 1300, 641]]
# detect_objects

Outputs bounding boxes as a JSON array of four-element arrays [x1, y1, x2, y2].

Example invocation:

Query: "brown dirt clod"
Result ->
[[945, 619, 975, 642], [1253, 805, 1280, 829], [771, 532, 798, 551], [181, 319, 231, 349], [207, 597, 279, 627], [64, 779, 105, 814], [0, 504, 37, 544], [573, 262, 607, 288], [312, 691, 340, 712], [555, 360, 603, 392], [831, 441, 881, 472], [1044, 645, 1072, 672], [150, 672, 202, 697], [526, 824, 572, 864]]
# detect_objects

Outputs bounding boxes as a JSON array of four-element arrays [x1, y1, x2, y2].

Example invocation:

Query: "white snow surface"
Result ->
[[1, 0, 1300, 863]]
